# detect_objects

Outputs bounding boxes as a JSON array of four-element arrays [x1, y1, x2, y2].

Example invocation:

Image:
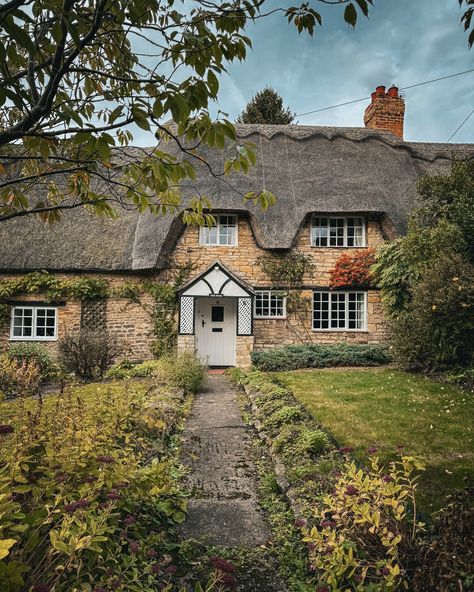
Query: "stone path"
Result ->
[[180, 374, 271, 547]]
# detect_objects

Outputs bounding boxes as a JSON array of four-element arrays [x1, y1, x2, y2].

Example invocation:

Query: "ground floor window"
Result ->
[[10, 306, 58, 340], [313, 291, 366, 331], [254, 290, 286, 318]]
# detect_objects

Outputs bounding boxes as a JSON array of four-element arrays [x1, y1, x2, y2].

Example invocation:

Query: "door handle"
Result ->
[[202, 319, 206, 327]]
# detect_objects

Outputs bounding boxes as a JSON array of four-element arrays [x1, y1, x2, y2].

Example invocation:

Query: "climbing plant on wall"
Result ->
[[329, 248, 376, 289], [257, 252, 313, 342]]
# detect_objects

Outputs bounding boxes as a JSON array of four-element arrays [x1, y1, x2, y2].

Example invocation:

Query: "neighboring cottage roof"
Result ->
[[0, 124, 473, 272]]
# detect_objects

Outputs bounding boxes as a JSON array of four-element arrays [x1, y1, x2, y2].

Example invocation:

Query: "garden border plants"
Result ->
[[229, 369, 431, 592]]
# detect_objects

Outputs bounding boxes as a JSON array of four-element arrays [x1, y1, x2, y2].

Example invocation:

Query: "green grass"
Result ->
[[274, 367, 474, 514]]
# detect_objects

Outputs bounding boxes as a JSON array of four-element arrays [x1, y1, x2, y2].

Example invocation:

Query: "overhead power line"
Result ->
[[447, 108, 474, 142], [296, 68, 474, 118]]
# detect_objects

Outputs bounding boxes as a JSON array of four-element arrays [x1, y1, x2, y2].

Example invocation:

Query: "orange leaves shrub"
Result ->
[[329, 249, 376, 290]]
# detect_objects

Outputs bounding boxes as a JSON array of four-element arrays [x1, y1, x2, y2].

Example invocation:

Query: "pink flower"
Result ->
[[381, 567, 390, 576], [147, 549, 158, 558], [345, 485, 359, 496], [382, 475, 394, 483], [123, 514, 136, 526], [96, 455, 115, 464], [151, 563, 161, 574], [338, 446, 353, 454], [221, 572, 237, 589], [106, 489, 121, 500], [320, 520, 336, 528], [367, 446, 378, 454], [83, 475, 97, 483], [210, 556, 236, 574], [294, 518, 306, 528], [164, 565, 177, 575], [129, 540, 139, 554], [115, 481, 129, 489], [0, 424, 14, 435], [55, 474, 68, 483]]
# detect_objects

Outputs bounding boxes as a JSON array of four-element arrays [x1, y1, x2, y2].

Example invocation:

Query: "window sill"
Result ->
[[310, 245, 368, 249], [198, 244, 238, 247], [9, 337, 58, 342], [254, 316, 287, 320], [312, 329, 368, 333]]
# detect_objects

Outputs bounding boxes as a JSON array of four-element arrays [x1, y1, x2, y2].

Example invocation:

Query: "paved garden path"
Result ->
[[180, 374, 271, 547]]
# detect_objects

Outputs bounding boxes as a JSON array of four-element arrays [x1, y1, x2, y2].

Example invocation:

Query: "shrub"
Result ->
[[58, 330, 122, 379], [302, 455, 426, 591], [251, 343, 391, 372], [0, 381, 188, 591], [389, 254, 474, 371], [412, 488, 474, 592], [0, 355, 41, 398], [262, 405, 305, 432], [329, 248, 376, 289], [7, 342, 56, 380], [152, 353, 205, 394], [107, 354, 205, 394], [273, 425, 331, 458]]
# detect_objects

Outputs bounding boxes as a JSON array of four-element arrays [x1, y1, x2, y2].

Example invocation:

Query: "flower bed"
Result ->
[[230, 369, 427, 592], [0, 379, 190, 592]]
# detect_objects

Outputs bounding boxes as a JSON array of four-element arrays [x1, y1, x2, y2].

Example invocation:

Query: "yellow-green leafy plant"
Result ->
[[0, 355, 41, 399], [0, 381, 188, 591], [302, 455, 425, 591]]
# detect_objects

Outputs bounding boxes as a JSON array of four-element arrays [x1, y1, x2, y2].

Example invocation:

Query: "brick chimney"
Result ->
[[364, 85, 405, 139]]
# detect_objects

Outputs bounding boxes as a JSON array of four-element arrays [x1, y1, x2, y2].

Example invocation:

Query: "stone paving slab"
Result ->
[[180, 375, 271, 547]]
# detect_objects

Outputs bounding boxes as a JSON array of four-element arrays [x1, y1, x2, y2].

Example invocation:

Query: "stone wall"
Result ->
[[0, 216, 388, 365]]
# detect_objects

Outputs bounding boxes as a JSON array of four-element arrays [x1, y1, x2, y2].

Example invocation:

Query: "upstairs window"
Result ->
[[10, 306, 58, 340], [199, 215, 238, 246], [254, 290, 286, 319], [313, 291, 366, 331], [311, 216, 365, 247]]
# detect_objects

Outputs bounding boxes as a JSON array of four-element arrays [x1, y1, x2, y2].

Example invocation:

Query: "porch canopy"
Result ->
[[178, 261, 254, 335]]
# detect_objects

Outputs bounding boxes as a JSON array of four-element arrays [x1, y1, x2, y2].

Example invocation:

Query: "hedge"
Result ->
[[250, 343, 391, 371]]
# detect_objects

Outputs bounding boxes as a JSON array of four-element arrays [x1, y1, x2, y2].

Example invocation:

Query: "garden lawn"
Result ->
[[274, 368, 474, 513]]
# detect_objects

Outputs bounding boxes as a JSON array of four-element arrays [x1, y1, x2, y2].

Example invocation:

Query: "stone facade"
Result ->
[[0, 215, 388, 366]]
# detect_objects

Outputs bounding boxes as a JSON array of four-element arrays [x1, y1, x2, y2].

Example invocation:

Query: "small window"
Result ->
[[311, 216, 365, 247], [199, 215, 238, 246], [10, 306, 58, 341], [211, 306, 224, 323], [254, 291, 286, 319], [313, 291, 366, 331]]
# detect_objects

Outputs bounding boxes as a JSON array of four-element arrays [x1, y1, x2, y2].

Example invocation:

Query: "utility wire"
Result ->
[[296, 68, 474, 118], [447, 108, 474, 142]]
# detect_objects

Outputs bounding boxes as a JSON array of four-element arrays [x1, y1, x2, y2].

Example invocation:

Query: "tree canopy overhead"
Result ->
[[237, 87, 295, 124], [0, 0, 472, 224]]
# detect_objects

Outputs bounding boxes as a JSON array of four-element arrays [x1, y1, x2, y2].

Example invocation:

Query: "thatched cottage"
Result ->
[[1, 86, 473, 367]]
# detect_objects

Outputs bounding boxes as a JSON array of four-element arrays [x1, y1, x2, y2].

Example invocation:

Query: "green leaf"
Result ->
[[207, 70, 219, 96], [344, 3, 358, 27]]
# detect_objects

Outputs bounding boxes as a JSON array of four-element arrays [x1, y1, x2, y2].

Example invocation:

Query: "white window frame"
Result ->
[[10, 306, 58, 341], [312, 291, 367, 332], [254, 290, 287, 319], [310, 216, 366, 247], [199, 214, 238, 246]]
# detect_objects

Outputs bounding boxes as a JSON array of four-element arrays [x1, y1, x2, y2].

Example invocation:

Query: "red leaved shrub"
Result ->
[[329, 248, 376, 289]]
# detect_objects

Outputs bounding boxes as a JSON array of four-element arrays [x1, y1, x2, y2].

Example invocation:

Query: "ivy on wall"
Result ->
[[257, 252, 313, 342], [0, 263, 193, 357]]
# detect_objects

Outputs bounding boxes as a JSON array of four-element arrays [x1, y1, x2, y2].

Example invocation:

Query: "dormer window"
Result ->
[[311, 216, 366, 247], [199, 215, 238, 246]]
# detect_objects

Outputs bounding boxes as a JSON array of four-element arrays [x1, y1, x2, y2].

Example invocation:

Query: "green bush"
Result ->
[[0, 355, 41, 399], [251, 343, 391, 372], [263, 405, 305, 432], [107, 354, 206, 394], [7, 342, 57, 380], [273, 425, 331, 458], [389, 254, 474, 371]]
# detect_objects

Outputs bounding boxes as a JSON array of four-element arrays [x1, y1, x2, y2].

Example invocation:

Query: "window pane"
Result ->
[[313, 292, 330, 329], [211, 306, 224, 323], [329, 219, 344, 246], [311, 217, 328, 247], [347, 217, 364, 247], [255, 291, 285, 318], [348, 293, 365, 329]]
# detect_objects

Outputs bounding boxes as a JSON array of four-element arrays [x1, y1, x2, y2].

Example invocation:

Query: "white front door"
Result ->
[[195, 298, 236, 366]]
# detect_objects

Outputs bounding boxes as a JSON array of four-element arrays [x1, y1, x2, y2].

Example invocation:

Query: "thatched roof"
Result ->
[[0, 124, 472, 272]]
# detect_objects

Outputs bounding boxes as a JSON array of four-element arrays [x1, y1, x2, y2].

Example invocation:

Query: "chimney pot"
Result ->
[[364, 84, 405, 139]]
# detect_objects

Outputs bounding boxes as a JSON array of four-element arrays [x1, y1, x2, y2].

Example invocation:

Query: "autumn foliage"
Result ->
[[329, 249, 376, 289]]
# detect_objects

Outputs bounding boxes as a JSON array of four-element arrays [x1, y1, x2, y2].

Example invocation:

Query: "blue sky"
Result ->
[[210, 0, 473, 143]]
